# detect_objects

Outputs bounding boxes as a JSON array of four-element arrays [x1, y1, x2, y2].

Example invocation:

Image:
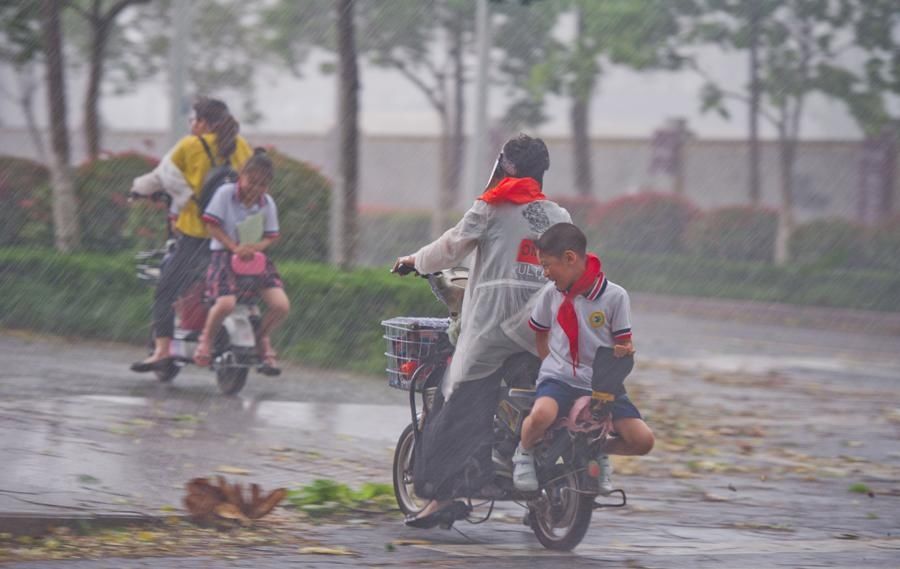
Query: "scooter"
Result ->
[[133, 193, 268, 396], [385, 266, 628, 551]]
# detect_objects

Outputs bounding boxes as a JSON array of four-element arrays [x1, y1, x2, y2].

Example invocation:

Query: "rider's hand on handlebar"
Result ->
[[392, 255, 416, 275]]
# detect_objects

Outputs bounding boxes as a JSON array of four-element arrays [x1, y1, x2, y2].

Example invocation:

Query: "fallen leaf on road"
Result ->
[[298, 546, 356, 556], [390, 539, 432, 546], [214, 503, 251, 525], [702, 492, 728, 502], [184, 477, 286, 525], [670, 469, 699, 479], [216, 466, 251, 475]]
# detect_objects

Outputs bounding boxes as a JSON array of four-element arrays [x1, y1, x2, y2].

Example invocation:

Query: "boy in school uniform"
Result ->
[[513, 222, 654, 493]]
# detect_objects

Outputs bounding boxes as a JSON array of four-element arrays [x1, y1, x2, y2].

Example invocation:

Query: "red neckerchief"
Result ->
[[479, 177, 546, 205], [557, 253, 603, 376]]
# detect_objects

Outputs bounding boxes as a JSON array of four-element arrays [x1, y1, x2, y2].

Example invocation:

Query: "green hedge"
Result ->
[[0, 248, 442, 373], [1, 248, 897, 376]]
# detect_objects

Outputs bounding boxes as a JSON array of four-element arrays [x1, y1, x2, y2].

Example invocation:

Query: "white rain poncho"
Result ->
[[129, 150, 195, 217], [413, 198, 571, 399]]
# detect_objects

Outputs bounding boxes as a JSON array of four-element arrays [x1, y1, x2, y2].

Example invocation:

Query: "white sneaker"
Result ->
[[513, 444, 538, 491], [597, 455, 613, 495]]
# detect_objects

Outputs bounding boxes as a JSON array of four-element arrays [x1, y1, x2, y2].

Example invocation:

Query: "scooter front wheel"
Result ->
[[393, 423, 427, 517], [216, 367, 248, 396]]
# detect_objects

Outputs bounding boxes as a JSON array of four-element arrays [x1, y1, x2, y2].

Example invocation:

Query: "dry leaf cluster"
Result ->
[[183, 476, 286, 525]]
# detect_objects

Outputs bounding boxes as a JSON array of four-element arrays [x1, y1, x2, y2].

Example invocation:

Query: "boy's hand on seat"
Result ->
[[613, 343, 635, 358]]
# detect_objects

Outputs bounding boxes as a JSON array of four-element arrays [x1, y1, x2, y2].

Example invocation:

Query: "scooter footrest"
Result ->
[[593, 489, 626, 508]]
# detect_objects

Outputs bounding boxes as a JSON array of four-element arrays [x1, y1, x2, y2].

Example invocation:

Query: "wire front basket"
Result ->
[[382, 317, 450, 391]]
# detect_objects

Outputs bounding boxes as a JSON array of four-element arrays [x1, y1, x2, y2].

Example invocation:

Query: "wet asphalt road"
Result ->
[[1, 302, 899, 568]]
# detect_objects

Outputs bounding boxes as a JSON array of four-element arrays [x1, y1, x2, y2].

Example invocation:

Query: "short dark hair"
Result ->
[[502, 134, 550, 184], [535, 223, 587, 257]]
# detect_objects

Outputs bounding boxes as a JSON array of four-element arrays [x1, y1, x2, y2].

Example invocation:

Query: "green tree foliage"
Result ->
[[682, 0, 899, 264], [511, 0, 682, 196], [491, 0, 564, 129]]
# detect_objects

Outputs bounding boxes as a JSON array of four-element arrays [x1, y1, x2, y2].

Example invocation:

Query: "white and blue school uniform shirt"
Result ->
[[529, 276, 633, 392], [201, 182, 280, 250]]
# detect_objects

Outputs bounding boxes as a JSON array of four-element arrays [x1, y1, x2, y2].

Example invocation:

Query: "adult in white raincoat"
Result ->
[[129, 97, 253, 372], [395, 134, 571, 527]]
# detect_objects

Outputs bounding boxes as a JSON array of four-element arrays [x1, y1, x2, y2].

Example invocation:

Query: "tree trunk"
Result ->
[[336, 0, 359, 269], [18, 64, 47, 163], [571, 96, 592, 197], [774, 125, 795, 266], [85, 3, 110, 161], [433, 112, 455, 239], [747, 1, 761, 206], [448, 11, 465, 199], [40, 0, 80, 252], [571, 4, 592, 197]]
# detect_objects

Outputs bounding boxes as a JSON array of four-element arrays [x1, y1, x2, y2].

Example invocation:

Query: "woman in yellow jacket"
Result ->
[[132, 97, 252, 372]]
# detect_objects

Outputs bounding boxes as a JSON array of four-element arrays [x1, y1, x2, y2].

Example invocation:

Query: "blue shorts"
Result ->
[[535, 379, 642, 422]]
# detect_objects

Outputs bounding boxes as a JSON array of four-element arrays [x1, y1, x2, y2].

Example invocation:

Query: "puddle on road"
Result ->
[[1, 395, 411, 512], [79, 395, 411, 441]]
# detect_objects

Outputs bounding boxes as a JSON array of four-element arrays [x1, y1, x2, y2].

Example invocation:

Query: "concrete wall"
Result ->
[[0, 127, 877, 222]]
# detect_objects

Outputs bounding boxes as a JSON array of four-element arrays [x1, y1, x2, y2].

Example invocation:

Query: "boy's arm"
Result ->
[[528, 284, 553, 358], [613, 338, 635, 358], [611, 288, 635, 358], [535, 330, 550, 360]]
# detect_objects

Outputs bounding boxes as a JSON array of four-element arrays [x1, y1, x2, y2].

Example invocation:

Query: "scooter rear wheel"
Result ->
[[528, 463, 594, 551], [216, 367, 248, 396]]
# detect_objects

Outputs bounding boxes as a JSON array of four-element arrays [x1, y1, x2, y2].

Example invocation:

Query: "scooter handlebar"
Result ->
[[391, 263, 419, 276]]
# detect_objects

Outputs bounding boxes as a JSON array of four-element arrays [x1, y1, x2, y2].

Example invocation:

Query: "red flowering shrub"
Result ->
[[585, 192, 698, 254], [267, 150, 331, 261], [684, 206, 778, 262], [0, 157, 51, 246], [790, 218, 867, 269], [555, 196, 600, 229], [77, 153, 159, 252]]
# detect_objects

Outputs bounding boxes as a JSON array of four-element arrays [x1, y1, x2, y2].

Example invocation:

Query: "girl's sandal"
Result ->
[[193, 337, 212, 367], [258, 351, 281, 376], [257, 337, 281, 376]]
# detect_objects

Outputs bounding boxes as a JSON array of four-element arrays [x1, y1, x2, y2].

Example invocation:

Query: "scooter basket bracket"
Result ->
[[593, 489, 627, 509]]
